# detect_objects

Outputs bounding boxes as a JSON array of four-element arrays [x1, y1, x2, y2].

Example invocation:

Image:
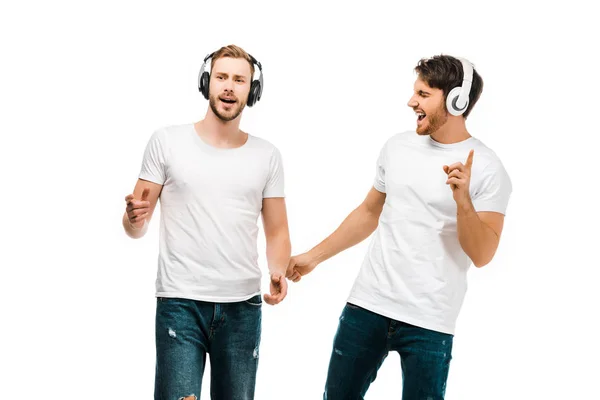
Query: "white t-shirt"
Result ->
[[347, 131, 512, 334], [138, 124, 285, 302]]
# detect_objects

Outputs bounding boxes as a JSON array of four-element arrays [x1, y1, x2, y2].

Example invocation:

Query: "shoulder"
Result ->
[[379, 131, 414, 150], [147, 123, 191, 144], [246, 134, 282, 157], [388, 130, 415, 145], [377, 131, 418, 158], [469, 138, 512, 191], [159, 123, 193, 138], [469, 137, 509, 172]]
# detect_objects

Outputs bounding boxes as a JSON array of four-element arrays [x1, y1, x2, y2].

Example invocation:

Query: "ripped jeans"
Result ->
[[324, 303, 453, 400], [154, 295, 262, 400]]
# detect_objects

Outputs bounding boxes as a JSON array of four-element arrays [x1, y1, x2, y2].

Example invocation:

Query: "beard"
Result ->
[[417, 102, 448, 136], [209, 93, 247, 122]]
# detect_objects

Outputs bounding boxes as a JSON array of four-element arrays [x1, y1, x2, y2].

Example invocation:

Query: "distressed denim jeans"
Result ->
[[154, 295, 262, 400], [324, 303, 453, 400]]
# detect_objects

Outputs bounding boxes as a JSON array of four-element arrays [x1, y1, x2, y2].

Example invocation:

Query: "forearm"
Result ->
[[309, 205, 379, 264], [266, 233, 291, 275], [122, 212, 148, 239], [457, 199, 499, 267]]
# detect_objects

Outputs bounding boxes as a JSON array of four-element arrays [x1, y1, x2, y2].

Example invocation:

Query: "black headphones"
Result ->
[[197, 51, 264, 107]]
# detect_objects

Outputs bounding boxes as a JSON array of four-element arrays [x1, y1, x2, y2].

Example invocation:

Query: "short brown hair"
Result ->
[[210, 44, 255, 78], [414, 55, 483, 118]]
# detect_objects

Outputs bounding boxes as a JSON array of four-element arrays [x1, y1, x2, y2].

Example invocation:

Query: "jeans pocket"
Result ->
[[244, 294, 263, 306], [158, 296, 182, 303]]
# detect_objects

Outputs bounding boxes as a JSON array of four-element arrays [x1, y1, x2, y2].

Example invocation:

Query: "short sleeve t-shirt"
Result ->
[[139, 124, 285, 302], [348, 131, 512, 334]]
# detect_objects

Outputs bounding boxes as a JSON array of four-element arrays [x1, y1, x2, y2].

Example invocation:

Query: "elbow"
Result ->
[[461, 239, 499, 269], [359, 206, 381, 231]]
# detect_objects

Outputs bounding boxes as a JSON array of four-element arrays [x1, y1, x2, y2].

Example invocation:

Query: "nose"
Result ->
[[223, 77, 234, 92], [407, 95, 418, 108]]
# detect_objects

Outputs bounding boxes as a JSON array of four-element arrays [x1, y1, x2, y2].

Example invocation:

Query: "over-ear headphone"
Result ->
[[446, 57, 474, 116], [198, 51, 264, 107]]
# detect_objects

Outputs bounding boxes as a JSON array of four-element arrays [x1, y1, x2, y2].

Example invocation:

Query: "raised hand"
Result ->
[[125, 188, 150, 229], [443, 149, 474, 205]]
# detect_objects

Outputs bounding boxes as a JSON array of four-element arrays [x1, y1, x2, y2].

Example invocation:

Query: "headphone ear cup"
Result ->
[[247, 80, 261, 107], [446, 86, 468, 116], [199, 72, 210, 100]]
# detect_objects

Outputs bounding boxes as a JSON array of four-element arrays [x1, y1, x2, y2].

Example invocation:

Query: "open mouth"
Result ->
[[415, 110, 426, 124], [220, 97, 237, 105]]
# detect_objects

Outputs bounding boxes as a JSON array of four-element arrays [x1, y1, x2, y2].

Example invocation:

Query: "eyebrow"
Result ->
[[214, 72, 248, 80]]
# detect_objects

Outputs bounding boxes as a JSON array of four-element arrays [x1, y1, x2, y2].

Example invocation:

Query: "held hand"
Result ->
[[125, 188, 150, 229], [443, 150, 474, 205], [264, 272, 288, 305], [286, 252, 319, 283]]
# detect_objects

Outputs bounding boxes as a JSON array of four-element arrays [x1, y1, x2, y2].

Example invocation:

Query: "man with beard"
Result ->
[[122, 45, 290, 400], [286, 55, 513, 399]]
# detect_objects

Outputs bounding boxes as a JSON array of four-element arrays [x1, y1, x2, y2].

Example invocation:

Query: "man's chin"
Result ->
[[216, 112, 237, 122], [416, 127, 430, 136], [212, 105, 242, 122]]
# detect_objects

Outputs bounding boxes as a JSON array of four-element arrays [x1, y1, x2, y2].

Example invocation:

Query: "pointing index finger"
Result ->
[[465, 149, 474, 169]]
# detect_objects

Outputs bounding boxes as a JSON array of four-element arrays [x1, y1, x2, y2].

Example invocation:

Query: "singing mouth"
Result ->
[[220, 97, 237, 104]]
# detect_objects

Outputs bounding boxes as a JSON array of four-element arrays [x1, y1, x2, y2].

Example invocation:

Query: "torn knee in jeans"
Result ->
[[178, 395, 196, 400]]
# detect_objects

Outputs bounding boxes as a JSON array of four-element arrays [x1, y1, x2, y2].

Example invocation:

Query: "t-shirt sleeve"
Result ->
[[373, 143, 387, 193], [138, 130, 167, 185], [472, 160, 512, 215], [263, 147, 285, 198]]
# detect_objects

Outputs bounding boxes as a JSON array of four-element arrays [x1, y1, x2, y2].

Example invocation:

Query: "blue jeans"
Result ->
[[324, 303, 453, 400], [154, 295, 262, 400]]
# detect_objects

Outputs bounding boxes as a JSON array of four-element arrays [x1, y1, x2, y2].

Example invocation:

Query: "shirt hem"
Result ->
[[139, 173, 164, 185], [156, 291, 262, 303], [472, 201, 507, 215], [373, 182, 386, 193], [346, 295, 456, 335], [262, 192, 285, 198]]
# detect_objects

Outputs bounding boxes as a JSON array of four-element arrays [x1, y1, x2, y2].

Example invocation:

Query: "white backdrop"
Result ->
[[1, 0, 598, 399]]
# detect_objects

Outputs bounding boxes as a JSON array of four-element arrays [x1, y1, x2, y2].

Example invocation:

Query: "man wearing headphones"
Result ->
[[287, 55, 512, 399], [122, 44, 290, 400]]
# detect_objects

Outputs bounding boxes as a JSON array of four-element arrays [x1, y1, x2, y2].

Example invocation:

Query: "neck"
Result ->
[[430, 116, 471, 144], [194, 108, 247, 148]]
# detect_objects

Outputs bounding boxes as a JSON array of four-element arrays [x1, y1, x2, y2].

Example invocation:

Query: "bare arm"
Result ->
[[261, 197, 291, 276], [122, 179, 163, 239], [261, 197, 291, 305], [287, 187, 386, 281], [308, 187, 386, 264], [457, 201, 505, 267], [444, 150, 507, 268]]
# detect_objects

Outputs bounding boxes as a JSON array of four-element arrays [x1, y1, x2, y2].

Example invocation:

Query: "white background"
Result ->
[[1, 0, 598, 399]]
